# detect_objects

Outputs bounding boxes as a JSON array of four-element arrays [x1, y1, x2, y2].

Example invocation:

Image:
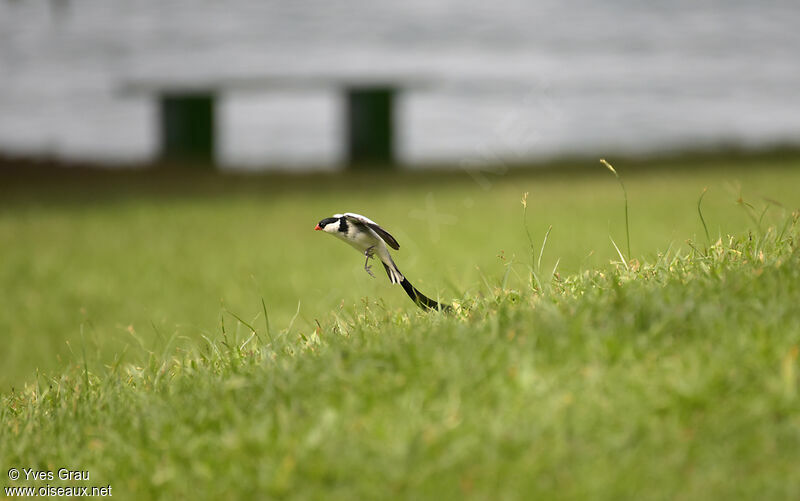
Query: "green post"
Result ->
[[346, 87, 395, 167], [159, 93, 215, 166]]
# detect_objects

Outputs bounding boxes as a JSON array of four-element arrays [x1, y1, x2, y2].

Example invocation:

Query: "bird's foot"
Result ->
[[364, 246, 375, 278]]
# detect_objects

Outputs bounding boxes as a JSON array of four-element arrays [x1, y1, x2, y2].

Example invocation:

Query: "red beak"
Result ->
[[314, 224, 322, 231]]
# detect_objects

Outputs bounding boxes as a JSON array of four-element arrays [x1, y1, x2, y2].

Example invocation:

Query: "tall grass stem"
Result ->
[[600, 159, 631, 259], [697, 187, 711, 245]]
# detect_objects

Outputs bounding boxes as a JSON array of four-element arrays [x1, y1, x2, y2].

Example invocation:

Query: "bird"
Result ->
[[314, 213, 451, 312]]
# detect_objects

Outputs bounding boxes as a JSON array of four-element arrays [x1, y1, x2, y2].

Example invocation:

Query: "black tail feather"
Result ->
[[382, 262, 451, 312], [400, 278, 452, 313]]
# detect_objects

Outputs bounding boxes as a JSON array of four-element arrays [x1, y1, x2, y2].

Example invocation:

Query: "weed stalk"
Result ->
[[600, 159, 631, 259]]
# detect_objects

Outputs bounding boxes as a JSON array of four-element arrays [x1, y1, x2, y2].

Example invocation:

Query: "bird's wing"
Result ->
[[343, 213, 400, 250]]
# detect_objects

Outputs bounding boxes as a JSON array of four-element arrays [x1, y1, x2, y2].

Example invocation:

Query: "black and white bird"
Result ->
[[314, 213, 450, 312]]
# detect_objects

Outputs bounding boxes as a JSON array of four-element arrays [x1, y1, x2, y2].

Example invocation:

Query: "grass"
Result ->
[[1, 153, 799, 390], [2, 151, 800, 499]]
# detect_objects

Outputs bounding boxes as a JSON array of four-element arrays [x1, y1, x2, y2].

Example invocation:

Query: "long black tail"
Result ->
[[400, 278, 451, 312], [383, 262, 451, 312]]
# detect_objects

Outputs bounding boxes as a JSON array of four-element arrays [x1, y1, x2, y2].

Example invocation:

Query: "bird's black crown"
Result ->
[[317, 217, 339, 229]]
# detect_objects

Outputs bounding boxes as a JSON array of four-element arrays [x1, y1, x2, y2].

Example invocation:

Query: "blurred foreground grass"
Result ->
[[1, 152, 799, 498], [1, 152, 799, 389]]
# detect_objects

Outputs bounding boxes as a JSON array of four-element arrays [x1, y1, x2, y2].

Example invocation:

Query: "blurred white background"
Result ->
[[1, 0, 798, 168]]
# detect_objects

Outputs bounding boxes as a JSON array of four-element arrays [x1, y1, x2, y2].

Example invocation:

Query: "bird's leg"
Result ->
[[364, 246, 376, 278]]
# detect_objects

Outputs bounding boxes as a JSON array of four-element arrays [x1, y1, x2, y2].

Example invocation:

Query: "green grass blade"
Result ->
[[609, 236, 629, 270], [261, 297, 274, 344], [537, 225, 553, 273], [697, 187, 711, 245], [600, 159, 631, 259]]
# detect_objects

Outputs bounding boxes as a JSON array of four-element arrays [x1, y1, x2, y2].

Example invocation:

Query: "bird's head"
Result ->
[[314, 216, 341, 234]]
